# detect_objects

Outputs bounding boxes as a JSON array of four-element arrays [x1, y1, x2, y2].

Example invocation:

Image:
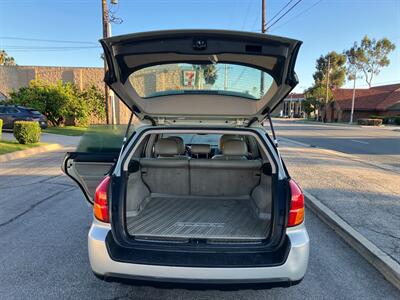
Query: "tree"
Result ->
[[306, 51, 346, 122], [8, 80, 75, 126], [312, 51, 347, 93], [302, 96, 321, 120], [308, 51, 347, 102], [348, 36, 395, 87], [194, 64, 218, 88], [80, 85, 106, 124], [8, 80, 105, 126], [0, 50, 16, 66], [202, 64, 217, 85]]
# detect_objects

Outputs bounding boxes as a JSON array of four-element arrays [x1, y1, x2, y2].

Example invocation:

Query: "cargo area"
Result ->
[[125, 133, 274, 242], [127, 196, 270, 241]]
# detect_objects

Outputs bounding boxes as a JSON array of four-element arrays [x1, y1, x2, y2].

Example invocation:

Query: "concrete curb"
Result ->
[[284, 119, 400, 131], [304, 191, 400, 289], [0, 143, 62, 163]]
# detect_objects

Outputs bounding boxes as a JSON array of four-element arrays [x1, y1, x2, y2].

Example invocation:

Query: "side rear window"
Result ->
[[29, 110, 42, 115], [5, 107, 19, 114]]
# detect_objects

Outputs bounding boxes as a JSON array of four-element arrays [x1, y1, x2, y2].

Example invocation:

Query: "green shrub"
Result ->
[[13, 121, 41, 144], [0, 118, 3, 140], [8, 81, 105, 127], [357, 118, 383, 126], [370, 115, 389, 124], [370, 115, 400, 125], [80, 85, 106, 125]]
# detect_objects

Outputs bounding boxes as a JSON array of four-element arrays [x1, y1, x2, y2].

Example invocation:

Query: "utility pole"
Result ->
[[324, 56, 331, 122], [101, 0, 110, 124], [262, 0, 266, 33], [260, 0, 266, 96]]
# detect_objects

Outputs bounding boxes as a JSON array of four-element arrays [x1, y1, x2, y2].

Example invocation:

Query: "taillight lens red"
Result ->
[[94, 176, 110, 223], [287, 179, 304, 227]]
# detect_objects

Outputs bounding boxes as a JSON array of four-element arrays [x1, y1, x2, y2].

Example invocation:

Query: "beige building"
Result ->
[[0, 65, 104, 96], [0, 65, 133, 124], [0, 65, 187, 124]]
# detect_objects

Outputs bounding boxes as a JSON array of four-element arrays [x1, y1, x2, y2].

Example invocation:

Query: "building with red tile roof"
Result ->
[[324, 83, 400, 122]]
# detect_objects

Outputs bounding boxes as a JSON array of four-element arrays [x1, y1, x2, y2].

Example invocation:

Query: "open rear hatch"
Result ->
[[101, 29, 302, 125]]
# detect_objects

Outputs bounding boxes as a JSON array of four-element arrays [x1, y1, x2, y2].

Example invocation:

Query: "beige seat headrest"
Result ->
[[219, 134, 242, 150], [154, 139, 181, 157], [222, 140, 248, 156], [165, 136, 185, 155]]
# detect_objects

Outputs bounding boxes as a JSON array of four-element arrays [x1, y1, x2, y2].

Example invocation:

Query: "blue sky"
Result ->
[[0, 0, 399, 92]]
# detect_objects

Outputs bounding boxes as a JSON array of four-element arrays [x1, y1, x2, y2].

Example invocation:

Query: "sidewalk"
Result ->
[[287, 118, 400, 131], [279, 140, 400, 265]]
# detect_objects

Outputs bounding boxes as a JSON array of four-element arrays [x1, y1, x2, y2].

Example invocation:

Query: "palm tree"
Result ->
[[0, 50, 16, 66]]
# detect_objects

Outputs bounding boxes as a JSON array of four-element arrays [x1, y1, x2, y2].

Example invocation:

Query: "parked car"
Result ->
[[0, 105, 48, 129], [63, 30, 309, 288]]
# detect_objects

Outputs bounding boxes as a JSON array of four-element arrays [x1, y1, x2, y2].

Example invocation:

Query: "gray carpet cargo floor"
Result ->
[[127, 196, 269, 240]]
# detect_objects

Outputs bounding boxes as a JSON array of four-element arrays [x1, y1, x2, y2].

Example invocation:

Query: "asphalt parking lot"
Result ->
[[0, 149, 399, 299]]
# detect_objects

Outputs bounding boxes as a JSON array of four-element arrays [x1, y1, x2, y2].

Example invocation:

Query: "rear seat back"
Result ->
[[139, 138, 262, 197], [139, 138, 189, 195], [140, 159, 189, 195], [189, 159, 262, 196]]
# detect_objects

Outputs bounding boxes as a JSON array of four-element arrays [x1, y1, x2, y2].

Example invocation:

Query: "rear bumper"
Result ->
[[88, 219, 309, 285]]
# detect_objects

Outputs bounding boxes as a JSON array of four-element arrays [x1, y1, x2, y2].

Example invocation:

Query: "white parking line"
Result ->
[[351, 139, 369, 144]]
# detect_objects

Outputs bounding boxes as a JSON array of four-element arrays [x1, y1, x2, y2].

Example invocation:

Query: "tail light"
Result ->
[[94, 176, 111, 223], [287, 179, 304, 227]]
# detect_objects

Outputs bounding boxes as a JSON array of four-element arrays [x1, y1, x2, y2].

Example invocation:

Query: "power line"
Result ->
[[270, 0, 324, 32], [240, 0, 254, 30], [266, 0, 304, 31], [250, 11, 261, 31], [0, 37, 98, 45], [266, 0, 295, 26], [3, 45, 100, 49], [6, 48, 101, 52]]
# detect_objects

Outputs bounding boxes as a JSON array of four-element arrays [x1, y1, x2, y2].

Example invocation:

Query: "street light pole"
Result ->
[[350, 75, 356, 124]]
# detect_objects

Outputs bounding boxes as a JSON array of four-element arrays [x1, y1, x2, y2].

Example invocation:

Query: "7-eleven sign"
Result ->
[[183, 70, 196, 87]]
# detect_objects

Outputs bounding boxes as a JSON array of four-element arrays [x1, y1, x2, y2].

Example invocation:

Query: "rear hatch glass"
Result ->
[[130, 63, 274, 100]]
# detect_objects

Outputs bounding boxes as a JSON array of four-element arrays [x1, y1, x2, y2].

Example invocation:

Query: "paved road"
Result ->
[[272, 119, 400, 170], [0, 150, 399, 299]]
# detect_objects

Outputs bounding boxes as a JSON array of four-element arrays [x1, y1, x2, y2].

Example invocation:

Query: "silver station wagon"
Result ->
[[63, 29, 309, 289]]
